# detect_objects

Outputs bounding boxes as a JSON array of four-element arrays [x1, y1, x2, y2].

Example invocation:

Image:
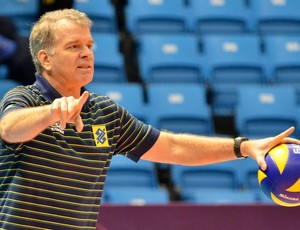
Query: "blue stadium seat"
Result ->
[[235, 85, 299, 139], [0, 79, 20, 100], [236, 157, 260, 190], [102, 187, 169, 204], [249, 0, 300, 34], [187, 0, 250, 34], [138, 34, 204, 84], [263, 35, 300, 85], [147, 83, 214, 136], [125, 0, 188, 35], [171, 161, 240, 192], [73, 0, 117, 33], [201, 34, 266, 116], [104, 155, 159, 188], [92, 33, 126, 82], [183, 188, 258, 204], [86, 82, 148, 122], [0, 0, 38, 36]]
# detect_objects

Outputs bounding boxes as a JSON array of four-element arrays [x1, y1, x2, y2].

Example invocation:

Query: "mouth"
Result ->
[[77, 65, 92, 69]]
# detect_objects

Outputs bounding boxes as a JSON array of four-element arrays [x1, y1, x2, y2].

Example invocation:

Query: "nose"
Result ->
[[80, 45, 93, 59]]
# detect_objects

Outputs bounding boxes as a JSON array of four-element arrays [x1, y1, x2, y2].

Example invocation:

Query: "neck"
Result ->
[[41, 73, 81, 98]]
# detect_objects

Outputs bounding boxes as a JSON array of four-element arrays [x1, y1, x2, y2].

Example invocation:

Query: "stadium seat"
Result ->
[[263, 35, 300, 84], [201, 34, 266, 116], [187, 0, 250, 34], [235, 85, 299, 139], [102, 187, 169, 204], [125, 0, 188, 35], [104, 155, 159, 188], [0, 79, 20, 100], [73, 0, 117, 33], [147, 83, 214, 136], [92, 33, 126, 82], [0, 0, 38, 36], [86, 82, 148, 122], [236, 157, 260, 190], [249, 0, 300, 34], [183, 188, 258, 204], [171, 161, 240, 192], [138, 34, 204, 84]]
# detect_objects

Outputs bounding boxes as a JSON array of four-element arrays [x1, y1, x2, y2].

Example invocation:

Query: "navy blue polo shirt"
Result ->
[[0, 74, 160, 229]]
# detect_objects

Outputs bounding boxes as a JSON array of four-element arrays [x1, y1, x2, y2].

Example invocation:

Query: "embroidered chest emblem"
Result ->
[[92, 125, 109, 147]]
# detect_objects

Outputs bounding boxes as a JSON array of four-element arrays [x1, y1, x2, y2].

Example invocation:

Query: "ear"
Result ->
[[37, 50, 52, 71]]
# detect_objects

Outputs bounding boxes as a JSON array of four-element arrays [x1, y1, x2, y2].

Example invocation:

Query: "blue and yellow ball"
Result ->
[[258, 143, 300, 207]]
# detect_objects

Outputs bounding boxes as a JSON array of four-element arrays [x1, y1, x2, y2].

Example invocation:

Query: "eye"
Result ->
[[67, 44, 79, 50], [87, 43, 94, 50]]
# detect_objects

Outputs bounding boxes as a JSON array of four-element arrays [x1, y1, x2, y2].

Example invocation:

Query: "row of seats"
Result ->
[[125, 0, 300, 35], [2, 75, 299, 140], [0, 0, 117, 36], [86, 82, 300, 139], [91, 32, 300, 117], [102, 155, 170, 204], [101, 154, 273, 205], [88, 32, 300, 117], [2, 33, 300, 85], [1, 0, 300, 36], [87, 82, 215, 136], [137, 33, 300, 85]]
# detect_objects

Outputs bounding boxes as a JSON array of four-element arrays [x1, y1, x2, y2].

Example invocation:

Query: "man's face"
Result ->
[[46, 19, 94, 88]]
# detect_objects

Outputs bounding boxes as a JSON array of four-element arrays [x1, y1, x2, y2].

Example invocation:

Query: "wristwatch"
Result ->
[[234, 137, 249, 159]]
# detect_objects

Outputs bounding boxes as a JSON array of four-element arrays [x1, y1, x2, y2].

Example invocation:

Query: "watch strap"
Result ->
[[234, 137, 249, 159]]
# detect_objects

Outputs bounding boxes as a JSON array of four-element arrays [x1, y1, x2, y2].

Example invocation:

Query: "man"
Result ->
[[0, 9, 299, 230]]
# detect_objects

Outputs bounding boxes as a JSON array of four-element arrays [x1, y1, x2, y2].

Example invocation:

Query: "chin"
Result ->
[[82, 75, 93, 85]]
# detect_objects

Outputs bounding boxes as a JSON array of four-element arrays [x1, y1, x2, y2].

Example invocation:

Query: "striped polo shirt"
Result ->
[[0, 74, 160, 229]]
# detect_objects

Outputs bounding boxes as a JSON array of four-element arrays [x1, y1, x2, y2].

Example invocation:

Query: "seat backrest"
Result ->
[[0, 0, 38, 36], [250, 0, 300, 34], [86, 82, 148, 122], [263, 35, 300, 84], [73, 0, 117, 32], [235, 85, 299, 138], [103, 187, 169, 204], [104, 155, 159, 188], [138, 34, 204, 83], [92, 33, 126, 82], [147, 83, 214, 136], [187, 0, 250, 34], [202, 34, 265, 85], [125, 0, 188, 34], [183, 188, 257, 204], [171, 161, 241, 191], [236, 157, 260, 190]]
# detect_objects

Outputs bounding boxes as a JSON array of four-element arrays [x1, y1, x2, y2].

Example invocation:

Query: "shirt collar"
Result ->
[[34, 73, 90, 107]]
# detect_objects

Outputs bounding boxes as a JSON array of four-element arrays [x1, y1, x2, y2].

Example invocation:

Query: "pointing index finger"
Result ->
[[76, 91, 89, 109]]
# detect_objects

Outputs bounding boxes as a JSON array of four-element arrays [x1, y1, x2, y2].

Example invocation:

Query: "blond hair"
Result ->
[[29, 9, 92, 73]]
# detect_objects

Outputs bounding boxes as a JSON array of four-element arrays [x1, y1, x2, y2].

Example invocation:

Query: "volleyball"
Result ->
[[258, 143, 300, 207]]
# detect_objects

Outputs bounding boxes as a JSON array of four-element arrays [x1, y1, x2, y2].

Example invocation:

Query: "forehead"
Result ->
[[53, 19, 93, 43]]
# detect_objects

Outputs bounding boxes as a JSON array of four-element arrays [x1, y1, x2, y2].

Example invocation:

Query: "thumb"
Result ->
[[257, 155, 267, 171]]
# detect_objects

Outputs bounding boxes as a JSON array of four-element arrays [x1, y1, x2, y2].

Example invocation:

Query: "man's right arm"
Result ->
[[0, 91, 89, 143], [0, 104, 55, 143]]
